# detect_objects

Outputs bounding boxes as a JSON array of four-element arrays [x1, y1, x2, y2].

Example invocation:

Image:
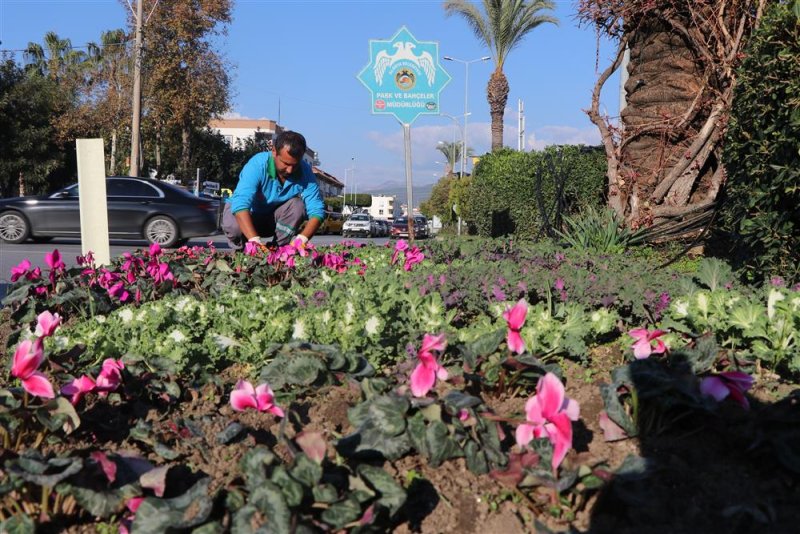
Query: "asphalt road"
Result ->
[[0, 234, 391, 296]]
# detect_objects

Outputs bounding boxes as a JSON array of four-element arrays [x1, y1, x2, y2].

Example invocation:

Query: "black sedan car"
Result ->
[[0, 177, 219, 247]]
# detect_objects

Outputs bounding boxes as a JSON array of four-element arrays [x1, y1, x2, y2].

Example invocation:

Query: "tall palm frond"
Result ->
[[444, 0, 558, 151]]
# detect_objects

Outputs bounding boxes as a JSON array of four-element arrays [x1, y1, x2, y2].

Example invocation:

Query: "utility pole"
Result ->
[[129, 0, 144, 177], [518, 99, 525, 151]]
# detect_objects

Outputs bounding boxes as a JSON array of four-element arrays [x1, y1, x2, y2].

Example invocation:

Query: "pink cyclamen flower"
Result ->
[[391, 239, 409, 265], [409, 333, 448, 397], [45, 249, 65, 270], [149, 243, 162, 257], [516, 372, 580, 470], [700, 371, 754, 409], [230, 380, 285, 416], [10, 259, 31, 282], [244, 241, 261, 256], [11, 338, 55, 398], [403, 247, 425, 271], [34, 310, 61, 338], [502, 299, 528, 354], [61, 375, 97, 405], [95, 359, 124, 393], [628, 328, 667, 359]]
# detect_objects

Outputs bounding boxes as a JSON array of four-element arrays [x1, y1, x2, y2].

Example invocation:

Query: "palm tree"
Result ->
[[436, 141, 473, 176], [444, 0, 557, 151], [24, 31, 86, 82]]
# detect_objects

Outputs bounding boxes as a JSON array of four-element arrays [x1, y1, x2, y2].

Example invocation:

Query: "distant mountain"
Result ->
[[360, 179, 435, 208]]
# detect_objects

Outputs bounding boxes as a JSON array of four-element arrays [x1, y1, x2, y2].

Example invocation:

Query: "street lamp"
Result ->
[[443, 55, 491, 177], [343, 157, 355, 212], [439, 112, 471, 176]]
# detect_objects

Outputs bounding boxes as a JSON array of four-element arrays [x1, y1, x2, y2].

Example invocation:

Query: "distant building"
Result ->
[[366, 195, 401, 221], [313, 167, 344, 203], [209, 118, 277, 147], [208, 117, 318, 166]]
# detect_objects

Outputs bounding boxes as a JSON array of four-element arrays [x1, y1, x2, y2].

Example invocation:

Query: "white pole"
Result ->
[[462, 61, 468, 177]]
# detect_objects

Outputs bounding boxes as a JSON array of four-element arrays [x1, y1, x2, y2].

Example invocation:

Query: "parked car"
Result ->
[[342, 213, 374, 238], [376, 219, 390, 237], [391, 215, 429, 239], [0, 177, 219, 247], [318, 211, 344, 235]]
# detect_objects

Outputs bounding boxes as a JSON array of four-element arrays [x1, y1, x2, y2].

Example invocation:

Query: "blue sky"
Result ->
[[0, 0, 620, 190]]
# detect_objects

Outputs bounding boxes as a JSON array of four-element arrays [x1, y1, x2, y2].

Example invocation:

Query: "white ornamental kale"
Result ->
[[119, 308, 134, 323], [365, 316, 380, 336], [168, 329, 187, 343]]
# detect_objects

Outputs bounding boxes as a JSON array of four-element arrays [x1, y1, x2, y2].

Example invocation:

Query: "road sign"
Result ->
[[357, 26, 451, 125]]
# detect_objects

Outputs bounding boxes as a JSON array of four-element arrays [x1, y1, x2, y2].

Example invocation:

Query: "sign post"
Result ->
[[358, 26, 450, 242], [76, 139, 110, 266]]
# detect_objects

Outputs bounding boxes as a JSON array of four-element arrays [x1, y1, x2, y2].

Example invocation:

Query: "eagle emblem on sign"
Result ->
[[373, 42, 436, 86]]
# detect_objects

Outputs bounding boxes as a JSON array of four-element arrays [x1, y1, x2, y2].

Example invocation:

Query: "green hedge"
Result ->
[[463, 145, 607, 239], [721, 1, 800, 283]]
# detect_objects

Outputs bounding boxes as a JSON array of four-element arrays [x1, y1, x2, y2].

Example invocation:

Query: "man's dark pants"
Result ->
[[221, 196, 306, 250]]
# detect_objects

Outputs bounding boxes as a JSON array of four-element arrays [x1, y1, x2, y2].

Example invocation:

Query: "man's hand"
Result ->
[[291, 234, 309, 249]]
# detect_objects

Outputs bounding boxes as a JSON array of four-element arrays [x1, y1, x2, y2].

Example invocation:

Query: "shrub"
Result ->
[[721, 1, 800, 284], [463, 145, 606, 239]]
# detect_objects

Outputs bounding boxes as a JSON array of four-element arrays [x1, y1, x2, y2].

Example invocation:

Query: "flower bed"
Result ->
[[1, 240, 799, 532]]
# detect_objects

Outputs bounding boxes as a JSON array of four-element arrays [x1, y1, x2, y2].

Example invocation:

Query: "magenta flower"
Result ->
[[148, 243, 162, 257], [628, 328, 667, 359], [502, 299, 528, 354], [409, 333, 448, 397], [61, 375, 97, 405], [391, 240, 409, 265], [403, 247, 425, 271], [10, 259, 31, 282], [229, 380, 284, 416], [109, 281, 131, 302], [515, 373, 580, 470], [244, 241, 261, 256], [11, 339, 55, 398], [34, 310, 61, 338], [95, 359, 124, 393], [45, 249, 65, 270], [700, 371, 754, 409]]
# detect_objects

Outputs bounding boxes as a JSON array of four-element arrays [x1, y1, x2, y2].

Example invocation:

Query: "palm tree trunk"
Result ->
[[487, 68, 509, 152]]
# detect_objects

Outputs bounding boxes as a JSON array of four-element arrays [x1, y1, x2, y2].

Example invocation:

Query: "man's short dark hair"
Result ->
[[274, 131, 307, 160]]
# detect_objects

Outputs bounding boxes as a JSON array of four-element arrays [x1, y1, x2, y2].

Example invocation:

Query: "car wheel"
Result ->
[[0, 211, 30, 244], [144, 216, 180, 248]]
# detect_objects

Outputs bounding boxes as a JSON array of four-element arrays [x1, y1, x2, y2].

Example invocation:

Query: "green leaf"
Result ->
[[464, 440, 489, 474], [290, 454, 322, 487], [131, 478, 213, 532], [313, 483, 339, 503], [0, 514, 35, 534], [367, 395, 409, 436], [214, 259, 233, 272], [599, 382, 638, 437], [320, 495, 362, 529], [425, 420, 460, 467], [240, 447, 275, 491], [357, 464, 407, 515], [56, 481, 140, 519], [7, 451, 83, 487], [247, 481, 291, 533], [36, 397, 81, 434], [270, 466, 304, 507]]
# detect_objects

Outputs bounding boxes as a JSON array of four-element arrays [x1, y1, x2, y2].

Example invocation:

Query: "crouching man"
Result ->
[[221, 130, 323, 250]]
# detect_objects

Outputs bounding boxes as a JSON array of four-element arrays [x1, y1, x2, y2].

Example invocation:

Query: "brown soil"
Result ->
[[12, 341, 800, 533]]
